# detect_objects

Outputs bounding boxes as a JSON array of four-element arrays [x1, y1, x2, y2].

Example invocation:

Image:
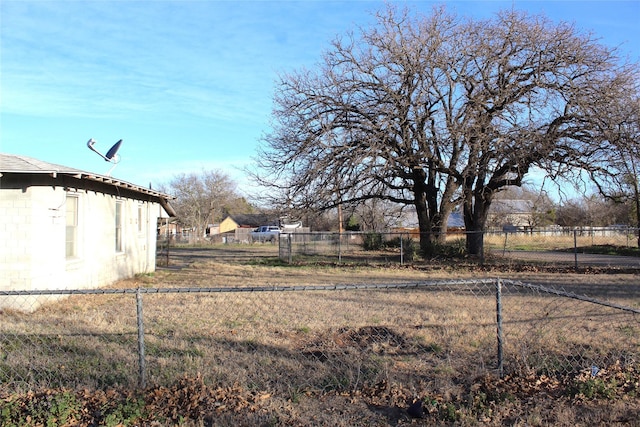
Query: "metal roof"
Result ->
[[490, 199, 534, 214], [1, 153, 176, 216]]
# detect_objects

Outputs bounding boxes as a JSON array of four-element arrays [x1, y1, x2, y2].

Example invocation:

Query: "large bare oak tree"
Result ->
[[254, 5, 638, 254]]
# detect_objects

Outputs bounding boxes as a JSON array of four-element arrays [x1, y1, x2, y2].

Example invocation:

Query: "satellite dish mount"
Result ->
[[87, 138, 123, 176]]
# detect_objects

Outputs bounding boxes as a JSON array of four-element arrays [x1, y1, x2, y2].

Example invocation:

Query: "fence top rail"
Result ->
[[0, 279, 499, 297], [279, 226, 640, 234], [4, 279, 638, 314], [502, 279, 640, 314]]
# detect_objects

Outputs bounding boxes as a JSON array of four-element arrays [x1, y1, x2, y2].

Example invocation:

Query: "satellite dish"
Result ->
[[86, 138, 123, 176], [105, 139, 123, 160]]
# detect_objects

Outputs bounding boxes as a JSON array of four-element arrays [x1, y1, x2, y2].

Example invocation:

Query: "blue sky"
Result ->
[[1, 1, 638, 195]]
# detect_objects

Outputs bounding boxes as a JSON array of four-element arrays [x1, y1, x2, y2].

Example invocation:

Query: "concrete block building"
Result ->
[[0, 153, 175, 310]]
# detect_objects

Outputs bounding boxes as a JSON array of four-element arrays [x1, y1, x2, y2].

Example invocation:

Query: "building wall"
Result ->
[[0, 180, 163, 310], [219, 217, 239, 234]]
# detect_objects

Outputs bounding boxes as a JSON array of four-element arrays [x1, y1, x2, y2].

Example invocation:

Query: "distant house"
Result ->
[[218, 214, 275, 234], [487, 199, 535, 229], [0, 153, 176, 310], [392, 210, 466, 238], [217, 214, 278, 243]]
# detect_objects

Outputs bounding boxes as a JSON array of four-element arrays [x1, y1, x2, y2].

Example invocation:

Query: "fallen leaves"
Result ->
[[2, 363, 638, 426]]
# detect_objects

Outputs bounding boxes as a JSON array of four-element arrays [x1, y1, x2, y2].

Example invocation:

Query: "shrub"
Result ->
[[362, 232, 384, 251]]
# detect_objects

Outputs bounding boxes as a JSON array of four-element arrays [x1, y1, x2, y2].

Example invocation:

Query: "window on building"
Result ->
[[138, 203, 144, 233], [115, 200, 123, 252], [65, 195, 78, 258]]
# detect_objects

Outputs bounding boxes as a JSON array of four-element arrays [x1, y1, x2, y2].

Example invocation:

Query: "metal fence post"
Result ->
[[400, 233, 404, 265], [502, 231, 508, 256], [496, 278, 504, 378], [136, 288, 147, 388], [573, 228, 578, 271], [288, 233, 293, 264], [626, 227, 630, 248], [166, 236, 170, 266]]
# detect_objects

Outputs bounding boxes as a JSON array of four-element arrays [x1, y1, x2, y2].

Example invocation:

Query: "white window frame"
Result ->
[[65, 194, 79, 259], [138, 202, 144, 234], [115, 199, 123, 252]]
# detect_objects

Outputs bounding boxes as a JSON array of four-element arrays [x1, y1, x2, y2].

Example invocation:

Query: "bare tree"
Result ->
[[345, 199, 405, 232], [556, 199, 589, 227], [555, 195, 632, 227], [163, 170, 250, 242], [587, 91, 640, 244], [254, 5, 637, 255], [253, 6, 461, 254]]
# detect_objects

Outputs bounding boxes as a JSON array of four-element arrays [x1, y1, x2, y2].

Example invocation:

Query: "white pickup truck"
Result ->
[[250, 225, 281, 243]]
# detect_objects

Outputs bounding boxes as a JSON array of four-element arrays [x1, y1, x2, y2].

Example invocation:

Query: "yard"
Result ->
[[1, 245, 639, 426]]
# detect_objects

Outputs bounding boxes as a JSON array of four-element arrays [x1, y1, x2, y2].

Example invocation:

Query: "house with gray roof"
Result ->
[[0, 153, 175, 310], [487, 199, 535, 229]]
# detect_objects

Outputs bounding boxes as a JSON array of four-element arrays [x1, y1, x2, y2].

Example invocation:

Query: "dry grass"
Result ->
[[1, 245, 639, 426], [484, 229, 637, 251]]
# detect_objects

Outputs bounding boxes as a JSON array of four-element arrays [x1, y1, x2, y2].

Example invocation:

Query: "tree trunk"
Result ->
[[413, 168, 435, 255], [415, 203, 434, 255], [463, 187, 492, 256], [425, 162, 447, 244], [432, 207, 453, 244], [465, 223, 485, 256]]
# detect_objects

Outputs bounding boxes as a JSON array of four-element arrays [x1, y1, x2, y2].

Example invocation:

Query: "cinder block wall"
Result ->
[[0, 183, 162, 311]]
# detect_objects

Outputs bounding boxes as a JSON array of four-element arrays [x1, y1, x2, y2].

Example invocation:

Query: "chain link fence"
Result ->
[[2, 279, 638, 397], [276, 228, 640, 269]]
